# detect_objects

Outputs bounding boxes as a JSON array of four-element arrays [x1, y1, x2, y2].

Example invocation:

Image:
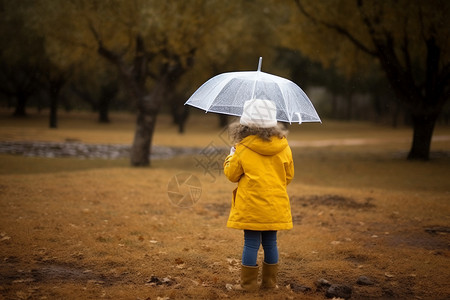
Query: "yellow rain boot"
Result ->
[[261, 262, 278, 289], [240, 264, 259, 291]]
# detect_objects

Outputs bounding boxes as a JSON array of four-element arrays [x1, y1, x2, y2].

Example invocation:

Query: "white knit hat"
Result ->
[[240, 99, 277, 128]]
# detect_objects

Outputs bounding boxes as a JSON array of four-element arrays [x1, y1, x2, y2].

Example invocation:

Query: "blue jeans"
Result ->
[[242, 230, 278, 266]]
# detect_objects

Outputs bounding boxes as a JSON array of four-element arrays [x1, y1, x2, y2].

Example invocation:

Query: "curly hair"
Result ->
[[228, 122, 288, 144]]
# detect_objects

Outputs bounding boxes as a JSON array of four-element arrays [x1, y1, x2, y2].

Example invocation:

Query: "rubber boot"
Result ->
[[240, 264, 259, 291], [261, 262, 278, 289]]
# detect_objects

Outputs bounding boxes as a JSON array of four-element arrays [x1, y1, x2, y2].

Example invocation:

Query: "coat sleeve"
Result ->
[[223, 153, 243, 183], [285, 147, 295, 185]]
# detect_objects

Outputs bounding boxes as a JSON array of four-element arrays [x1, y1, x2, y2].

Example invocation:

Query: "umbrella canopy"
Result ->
[[185, 57, 321, 124]]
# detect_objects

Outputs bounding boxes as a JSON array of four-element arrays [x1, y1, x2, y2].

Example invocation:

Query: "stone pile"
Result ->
[[0, 141, 201, 160]]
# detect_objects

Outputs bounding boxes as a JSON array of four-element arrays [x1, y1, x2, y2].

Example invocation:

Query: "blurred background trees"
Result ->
[[283, 0, 450, 160], [0, 0, 45, 117], [0, 0, 448, 163]]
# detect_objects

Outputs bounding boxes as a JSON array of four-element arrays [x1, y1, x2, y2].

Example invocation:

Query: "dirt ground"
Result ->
[[0, 111, 449, 299]]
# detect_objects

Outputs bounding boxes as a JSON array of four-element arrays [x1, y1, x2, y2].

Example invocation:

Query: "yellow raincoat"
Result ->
[[224, 135, 294, 231]]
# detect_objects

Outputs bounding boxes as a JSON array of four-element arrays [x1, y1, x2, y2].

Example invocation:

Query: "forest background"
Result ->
[[1, 0, 449, 164]]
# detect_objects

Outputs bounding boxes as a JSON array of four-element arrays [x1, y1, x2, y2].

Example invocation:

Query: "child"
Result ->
[[223, 99, 294, 291]]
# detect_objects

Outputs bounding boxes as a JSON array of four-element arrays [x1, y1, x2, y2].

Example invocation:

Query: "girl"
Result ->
[[223, 99, 294, 291]]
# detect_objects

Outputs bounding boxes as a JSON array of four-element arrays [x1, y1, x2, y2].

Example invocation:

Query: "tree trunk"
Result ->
[[130, 108, 158, 166], [129, 73, 170, 166], [98, 81, 117, 123], [98, 96, 110, 123], [98, 106, 110, 123], [407, 113, 437, 160], [48, 78, 66, 128], [331, 93, 338, 119], [344, 81, 355, 120], [177, 106, 189, 134], [13, 93, 28, 117], [391, 101, 400, 128], [169, 94, 190, 134], [346, 91, 353, 120], [219, 114, 228, 128], [49, 93, 58, 128]]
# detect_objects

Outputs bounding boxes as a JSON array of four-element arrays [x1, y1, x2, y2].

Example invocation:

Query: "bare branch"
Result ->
[[294, 0, 377, 56], [88, 20, 122, 66], [418, 5, 427, 43], [88, 20, 103, 48], [88, 20, 143, 101], [400, 17, 414, 85]]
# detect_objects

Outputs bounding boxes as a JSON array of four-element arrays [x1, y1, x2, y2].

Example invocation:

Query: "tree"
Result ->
[[0, 62, 39, 117], [0, 0, 44, 117], [70, 62, 120, 123], [177, 0, 282, 129], [287, 0, 450, 160], [1, 0, 78, 126], [28, 0, 248, 166]]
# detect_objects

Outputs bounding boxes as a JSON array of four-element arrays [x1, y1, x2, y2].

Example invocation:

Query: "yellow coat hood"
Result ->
[[224, 135, 294, 231]]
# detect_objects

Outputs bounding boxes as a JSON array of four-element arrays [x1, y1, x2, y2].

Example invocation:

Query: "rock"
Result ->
[[147, 275, 162, 285], [382, 287, 395, 297], [146, 275, 174, 286], [315, 278, 332, 290], [287, 281, 312, 293], [325, 284, 352, 299], [357, 275, 374, 285], [424, 226, 450, 234]]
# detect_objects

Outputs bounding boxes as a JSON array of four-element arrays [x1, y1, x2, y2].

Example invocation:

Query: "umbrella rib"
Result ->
[[278, 81, 292, 123], [250, 73, 260, 100], [194, 74, 234, 112], [300, 111, 322, 123]]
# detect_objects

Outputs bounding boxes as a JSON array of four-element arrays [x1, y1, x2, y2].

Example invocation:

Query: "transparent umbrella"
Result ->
[[185, 57, 321, 124]]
